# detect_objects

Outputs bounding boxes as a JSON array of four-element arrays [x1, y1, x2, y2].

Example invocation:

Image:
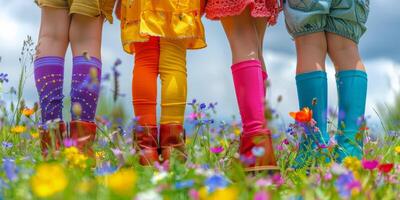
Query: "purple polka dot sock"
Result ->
[[71, 56, 102, 122], [34, 57, 65, 124]]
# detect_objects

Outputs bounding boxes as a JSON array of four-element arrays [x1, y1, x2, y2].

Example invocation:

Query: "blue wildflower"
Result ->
[[204, 174, 228, 192], [188, 99, 197, 106], [1, 141, 12, 148], [175, 180, 195, 189], [2, 158, 18, 181], [0, 73, 8, 83], [95, 162, 117, 176], [335, 172, 361, 198], [200, 103, 206, 110]]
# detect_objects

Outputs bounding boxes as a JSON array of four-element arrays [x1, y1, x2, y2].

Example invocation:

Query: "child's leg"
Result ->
[[35, 7, 70, 124], [132, 38, 160, 126], [158, 38, 187, 161], [221, 8, 277, 170], [159, 39, 187, 125], [293, 32, 329, 167], [69, 14, 104, 122], [255, 18, 268, 96], [327, 33, 367, 161], [132, 38, 160, 165], [68, 14, 103, 154], [221, 8, 264, 134]]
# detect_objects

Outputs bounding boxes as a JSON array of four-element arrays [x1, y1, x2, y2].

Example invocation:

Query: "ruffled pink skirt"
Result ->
[[205, 0, 282, 25]]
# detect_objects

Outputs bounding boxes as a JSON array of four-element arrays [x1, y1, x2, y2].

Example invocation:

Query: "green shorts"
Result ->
[[283, 0, 369, 43]]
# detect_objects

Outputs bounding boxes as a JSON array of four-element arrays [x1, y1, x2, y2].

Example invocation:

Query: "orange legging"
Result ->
[[132, 37, 187, 126]]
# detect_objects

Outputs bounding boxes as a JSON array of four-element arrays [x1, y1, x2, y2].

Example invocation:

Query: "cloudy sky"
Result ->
[[1, 0, 399, 129]]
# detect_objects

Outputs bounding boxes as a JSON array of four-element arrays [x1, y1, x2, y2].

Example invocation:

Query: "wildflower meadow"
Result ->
[[1, 37, 399, 200]]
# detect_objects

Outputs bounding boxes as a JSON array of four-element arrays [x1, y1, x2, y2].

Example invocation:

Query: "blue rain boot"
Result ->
[[335, 70, 368, 163], [292, 71, 330, 169]]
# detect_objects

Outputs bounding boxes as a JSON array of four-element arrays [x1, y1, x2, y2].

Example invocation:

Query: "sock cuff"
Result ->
[[262, 70, 268, 80], [336, 70, 367, 79], [296, 70, 327, 82], [231, 59, 262, 72], [73, 56, 102, 68], [34, 56, 64, 68]]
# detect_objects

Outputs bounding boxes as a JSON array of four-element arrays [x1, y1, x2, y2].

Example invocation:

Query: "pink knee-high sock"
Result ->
[[231, 60, 268, 135], [262, 70, 267, 97]]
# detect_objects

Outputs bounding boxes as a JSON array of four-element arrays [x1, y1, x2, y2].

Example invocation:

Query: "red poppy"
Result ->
[[290, 107, 313, 123], [378, 163, 394, 173]]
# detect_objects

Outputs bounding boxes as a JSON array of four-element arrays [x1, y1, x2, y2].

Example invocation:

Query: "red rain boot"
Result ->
[[40, 121, 66, 157], [239, 130, 279, 172], [69, 121, 97, 156], [160, 124, 186, 162], [135, 126, 159, 165]]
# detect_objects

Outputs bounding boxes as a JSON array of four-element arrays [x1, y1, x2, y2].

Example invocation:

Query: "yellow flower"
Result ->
[[343, 156, 361, 171], [96, 151, 105, 160], [105, 168, 137, 196], [200, 187, 239, 200], [31, 131, 39, 139], [31, 163, 68, 198], [199, 186, 208, 200], [63, 147, 88, 169], [395, 146, 400, 154], [11, 126, 27, 134], [22, 108, 35, 117], [233, 127, 241, 136]]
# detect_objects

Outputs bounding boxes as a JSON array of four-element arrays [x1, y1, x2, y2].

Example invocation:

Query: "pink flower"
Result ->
[[276, 144, 284, 151], [210, 146, 224, 154], [272, 174, 284, 187], [254, 191, 270, 200], [255, 178, 272, 187], [188, 188, 199, 200], [362, 159, 379, 170], [324, 172, 333, 181], [282, 139, 289, 145]]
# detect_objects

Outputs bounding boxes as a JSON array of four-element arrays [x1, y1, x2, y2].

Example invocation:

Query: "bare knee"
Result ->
[[36, 8, 70, 57], [294, 33, 327, 74], [69, 15, 103, 58], [326, 33, 364, 71], [225, 27, 260, 63]]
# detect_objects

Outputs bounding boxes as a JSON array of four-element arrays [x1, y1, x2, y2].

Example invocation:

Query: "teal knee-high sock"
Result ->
[[335, 70, 368, 162], [293, 71, 329, 168]]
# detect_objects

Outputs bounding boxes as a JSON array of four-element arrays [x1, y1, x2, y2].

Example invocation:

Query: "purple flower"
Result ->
[[204, 175, 228, 192], [210, 146, 224, 154], [2, 141, 12, 148], [200, 103, 206, 110], [175, 180, 195, 189], [188, 99, 197, 106], [335, 172, 361, 198], [2, 158, 18, 181], [63, 138, 77, 147], [154, 160, 170, 172], [0, 73, 9, 83]]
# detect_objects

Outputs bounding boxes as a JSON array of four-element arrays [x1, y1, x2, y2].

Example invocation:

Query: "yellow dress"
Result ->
[[120, 0, 207, 54]]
